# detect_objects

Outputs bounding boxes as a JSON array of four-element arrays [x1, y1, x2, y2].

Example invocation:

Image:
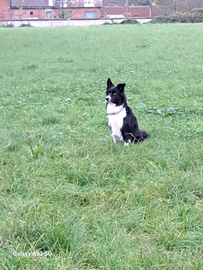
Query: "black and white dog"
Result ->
[[106, 78, 149, 146]]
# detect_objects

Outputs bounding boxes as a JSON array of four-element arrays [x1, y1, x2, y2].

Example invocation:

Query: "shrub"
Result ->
[[0, 23, 14, 28], [19, 23, 33, 27], [151, 8, 203, 23], [120, 19, 139, 24], [190, 8, 203, 14]]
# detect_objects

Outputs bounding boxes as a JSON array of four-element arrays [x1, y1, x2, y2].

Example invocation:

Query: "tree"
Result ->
[[186, 0, 203, 10], [58, 0, 72, 19], [153, 0, 186, 13]]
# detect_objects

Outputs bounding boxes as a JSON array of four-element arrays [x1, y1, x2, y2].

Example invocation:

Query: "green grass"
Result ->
[[0, 24, 203, 269]]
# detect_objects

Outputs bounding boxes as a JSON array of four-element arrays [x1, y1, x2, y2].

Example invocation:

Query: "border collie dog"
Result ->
[[106, 78, 149, 146]]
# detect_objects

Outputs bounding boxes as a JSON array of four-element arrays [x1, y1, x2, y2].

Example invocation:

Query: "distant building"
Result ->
[[0, 0, 203, 20]]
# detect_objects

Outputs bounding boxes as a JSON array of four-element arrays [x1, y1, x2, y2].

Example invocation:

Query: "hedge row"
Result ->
[[151, 8, 203, 24]]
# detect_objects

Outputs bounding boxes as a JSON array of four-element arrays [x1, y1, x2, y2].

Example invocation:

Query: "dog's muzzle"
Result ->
[[106, 95, 111, 103]]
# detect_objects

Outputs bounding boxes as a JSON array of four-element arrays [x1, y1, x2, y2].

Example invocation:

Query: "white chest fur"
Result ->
[[107, 103, 127, 143]]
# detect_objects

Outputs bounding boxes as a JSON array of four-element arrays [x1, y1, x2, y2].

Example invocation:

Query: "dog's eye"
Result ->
[[113, 93, 116, 95]]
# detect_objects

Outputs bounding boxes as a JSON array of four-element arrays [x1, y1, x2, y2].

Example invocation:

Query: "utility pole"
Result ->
[[9, 0, 12, 19], [149, 0, 152, 17], [173, 0, 176, 13], [125, 0, 128, 16]]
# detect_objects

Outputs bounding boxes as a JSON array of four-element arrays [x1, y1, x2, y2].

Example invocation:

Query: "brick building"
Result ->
[[0, 0, 203, 20], [0, 0, 154, 20], [0, 0, 11, 19]]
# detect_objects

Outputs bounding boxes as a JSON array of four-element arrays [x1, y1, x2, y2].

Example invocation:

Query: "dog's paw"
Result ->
[[124, 142, 129, 146]]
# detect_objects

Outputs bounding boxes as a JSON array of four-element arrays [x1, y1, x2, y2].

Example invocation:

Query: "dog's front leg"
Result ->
[[121, 131, 130, 146], [112, 136, 117, 143]]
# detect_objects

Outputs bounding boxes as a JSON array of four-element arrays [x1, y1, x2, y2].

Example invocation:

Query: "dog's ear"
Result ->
[[117, 83, 126, 92], [107, 78, 114, 89]]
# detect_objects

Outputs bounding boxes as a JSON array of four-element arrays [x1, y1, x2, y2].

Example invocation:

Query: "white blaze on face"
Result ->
[[106, 95, 111, 103]]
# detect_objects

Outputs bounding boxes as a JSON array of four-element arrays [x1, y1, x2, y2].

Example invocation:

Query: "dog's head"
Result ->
[[106, 78, 127, 106]]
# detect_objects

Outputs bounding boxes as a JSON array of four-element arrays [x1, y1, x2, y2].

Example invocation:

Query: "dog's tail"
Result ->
[[141, 130, 150, 140], [133, 130, 150, 143]]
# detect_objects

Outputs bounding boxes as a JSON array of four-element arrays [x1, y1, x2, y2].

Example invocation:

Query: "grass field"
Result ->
[[0, 23, 203, 269]]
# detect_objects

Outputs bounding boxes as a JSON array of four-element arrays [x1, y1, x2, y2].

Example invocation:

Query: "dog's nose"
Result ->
[[106, 97, 109, 102]]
